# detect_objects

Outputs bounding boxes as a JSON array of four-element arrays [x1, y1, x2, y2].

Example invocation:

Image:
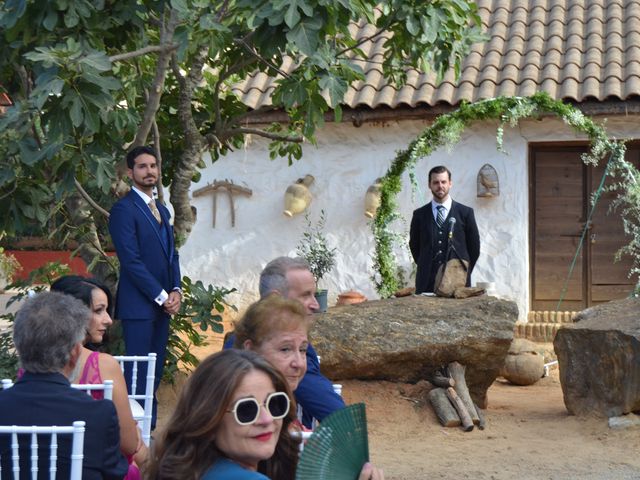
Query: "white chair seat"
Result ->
[[128, 398, 145, 418]]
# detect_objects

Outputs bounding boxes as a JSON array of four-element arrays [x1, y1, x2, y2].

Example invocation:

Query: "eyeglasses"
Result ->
[[227, 392, 290, 426]]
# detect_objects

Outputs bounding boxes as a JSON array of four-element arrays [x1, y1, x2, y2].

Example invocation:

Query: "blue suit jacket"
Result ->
[[223, 337, 345, 428], [0, 372, 128, 479], [108, 190, 181, 320], [409, 200, 481, 294]]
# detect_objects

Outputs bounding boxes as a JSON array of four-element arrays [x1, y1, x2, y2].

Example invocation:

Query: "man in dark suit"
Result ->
[[108, 146, 182, 428], [409, 165, 481, 294], [0, 291, 128, 479]]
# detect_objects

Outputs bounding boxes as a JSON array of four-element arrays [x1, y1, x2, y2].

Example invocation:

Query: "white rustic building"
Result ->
[[180, 0, 640, 320]]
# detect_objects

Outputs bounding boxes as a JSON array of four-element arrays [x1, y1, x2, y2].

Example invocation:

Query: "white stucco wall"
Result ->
[[178, 114, 640, 320]]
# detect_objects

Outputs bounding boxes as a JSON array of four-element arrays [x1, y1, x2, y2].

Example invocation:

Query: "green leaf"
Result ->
[[43, 7, 58, 30], [318, 73, 347, 107], [79, 52, 112, 72], [281, 0, 301, 28], [333, 103, 342, 123], [286, 16, 322, 56], [64, 5, 79, 28], [69, 95, 84, 127]]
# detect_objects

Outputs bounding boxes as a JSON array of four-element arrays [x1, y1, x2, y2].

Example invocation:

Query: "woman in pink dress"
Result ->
[[50, 275, 148, 475]]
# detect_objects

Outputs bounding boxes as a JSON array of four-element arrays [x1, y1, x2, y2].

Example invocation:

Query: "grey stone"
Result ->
[[311, 295, 518, 408], [608, 413, 640, 429], [553, 297, 640, 417]]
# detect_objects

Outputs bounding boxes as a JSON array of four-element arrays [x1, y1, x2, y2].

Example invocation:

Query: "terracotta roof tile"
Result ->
[[232, 0, 640, 110]]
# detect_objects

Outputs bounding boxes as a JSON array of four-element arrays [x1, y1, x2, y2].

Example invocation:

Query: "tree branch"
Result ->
[[131, 7, 179, 148], [234, 37, 290, 78], [221, 127, 303, 143], [152, 116, 166, 204], [74, 178, 110, 217], [109, 44, 178, 63], [213, 57, 257, 131]]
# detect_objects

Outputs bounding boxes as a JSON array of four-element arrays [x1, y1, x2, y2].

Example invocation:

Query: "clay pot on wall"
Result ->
[[364, 177, 383, 218], [283, 174, 315, 217]]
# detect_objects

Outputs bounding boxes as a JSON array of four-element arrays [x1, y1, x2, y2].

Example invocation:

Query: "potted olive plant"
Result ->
[[296, 210, 336, 312]]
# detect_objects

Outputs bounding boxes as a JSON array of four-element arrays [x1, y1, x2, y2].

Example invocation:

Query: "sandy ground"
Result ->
[[157, 324, 640, 480]]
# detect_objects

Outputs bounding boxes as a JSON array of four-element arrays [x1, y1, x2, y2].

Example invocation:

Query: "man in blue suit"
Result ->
[[108, 146, 182, 428], [410, 165, 481, 294], [0, 291, 128, 479], [225, 256, 345, 428]]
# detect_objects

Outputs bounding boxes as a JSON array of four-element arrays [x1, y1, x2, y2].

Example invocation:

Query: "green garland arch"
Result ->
[[371, 92, 640, 297]]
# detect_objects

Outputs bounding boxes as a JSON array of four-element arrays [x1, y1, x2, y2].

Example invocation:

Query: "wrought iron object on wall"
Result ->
[[477, 164, 499, 197]]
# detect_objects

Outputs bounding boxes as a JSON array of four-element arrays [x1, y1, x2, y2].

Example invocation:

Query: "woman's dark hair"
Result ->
[[50, 275, 114, 347], [147, 349, 299, 480]]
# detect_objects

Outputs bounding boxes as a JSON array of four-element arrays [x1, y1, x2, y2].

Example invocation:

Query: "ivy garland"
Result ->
[[371, 92, 639, 297]]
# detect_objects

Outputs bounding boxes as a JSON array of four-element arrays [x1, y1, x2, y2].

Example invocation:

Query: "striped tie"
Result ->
[[436, 205, 445, 228]]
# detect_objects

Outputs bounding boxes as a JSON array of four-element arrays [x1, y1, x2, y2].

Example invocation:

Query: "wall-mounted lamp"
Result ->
[[477, 164, 499, 197], [283, 174, 314, 217], [364, 177, 383, 218]]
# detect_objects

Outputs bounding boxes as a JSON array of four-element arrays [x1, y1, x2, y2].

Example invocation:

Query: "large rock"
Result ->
[[311, 295, 518, 408], [553, 297, 640, 417]]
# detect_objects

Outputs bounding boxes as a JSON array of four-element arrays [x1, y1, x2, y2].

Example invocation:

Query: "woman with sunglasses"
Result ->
[[147, 349, 299, 479]]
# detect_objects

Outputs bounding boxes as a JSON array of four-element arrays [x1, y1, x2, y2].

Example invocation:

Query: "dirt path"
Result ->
[[350, 372, 640, 480]]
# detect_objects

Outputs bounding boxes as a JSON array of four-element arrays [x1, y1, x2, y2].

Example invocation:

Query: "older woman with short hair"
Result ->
[[233, 295, 310, 392]]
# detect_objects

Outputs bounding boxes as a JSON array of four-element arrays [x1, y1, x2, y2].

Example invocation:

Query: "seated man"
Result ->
[[0, 291, 128, 479], [225, 256, 345, 428]]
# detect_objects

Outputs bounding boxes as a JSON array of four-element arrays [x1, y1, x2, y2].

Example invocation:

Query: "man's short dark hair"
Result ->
[[428, 165, 452, 183], [126, 145, 157, 169]]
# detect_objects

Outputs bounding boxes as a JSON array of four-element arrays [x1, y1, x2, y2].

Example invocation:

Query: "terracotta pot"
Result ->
[[336, 290, 367, 306]]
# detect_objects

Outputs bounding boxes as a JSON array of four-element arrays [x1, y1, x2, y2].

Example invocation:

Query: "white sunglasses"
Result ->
[[227, 392, 290, 426]]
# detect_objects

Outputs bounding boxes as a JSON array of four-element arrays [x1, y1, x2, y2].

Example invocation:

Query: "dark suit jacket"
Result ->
[[0, 372, 128, 479], [409, 200, 480, 294], [223, 337, 345, 428], [108, 190, 181, 320]]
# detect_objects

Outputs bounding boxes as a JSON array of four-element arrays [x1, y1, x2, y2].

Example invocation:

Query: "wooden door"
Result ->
[[530, 145, 637, 311]]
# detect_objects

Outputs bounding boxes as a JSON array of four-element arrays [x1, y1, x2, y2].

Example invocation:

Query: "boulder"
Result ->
[[553, 297, 640, 417], [311, 295, 518, 408], [500, 338, 545, 385]]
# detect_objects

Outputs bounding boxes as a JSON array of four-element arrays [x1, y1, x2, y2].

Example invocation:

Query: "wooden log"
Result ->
[[427, 388, 461, 427], [448, 361, 480, 425], [474, 403, 486, 430], [446, 387, 474, 432], [428, 372, 455, 389]]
